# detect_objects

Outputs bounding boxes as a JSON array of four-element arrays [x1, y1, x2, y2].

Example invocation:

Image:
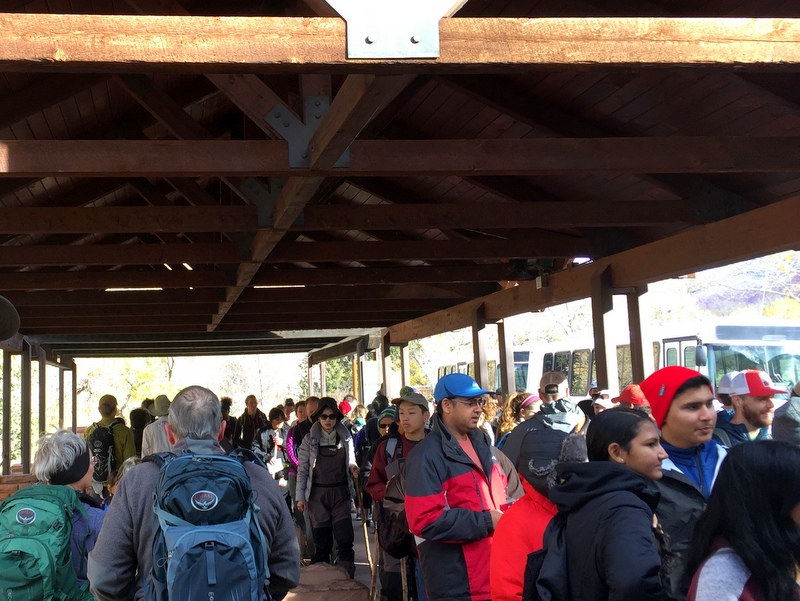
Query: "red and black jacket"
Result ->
[[405, 413, 518, 601]]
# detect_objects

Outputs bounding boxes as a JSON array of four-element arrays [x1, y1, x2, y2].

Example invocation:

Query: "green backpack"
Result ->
[[0, 484, 94, 601]]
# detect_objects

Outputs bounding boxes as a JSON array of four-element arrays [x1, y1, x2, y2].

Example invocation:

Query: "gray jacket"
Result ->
[[295, 420, 357, 503], [87, 437, 299, 601]]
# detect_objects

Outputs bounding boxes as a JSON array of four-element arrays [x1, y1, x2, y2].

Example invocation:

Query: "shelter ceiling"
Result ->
[[0, 0, 799, 358]]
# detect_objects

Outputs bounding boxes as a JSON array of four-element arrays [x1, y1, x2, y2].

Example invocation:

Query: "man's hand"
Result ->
[[297, 501, 306, 512], [490, 510, 503, 529], [351, 465, 359, 477]]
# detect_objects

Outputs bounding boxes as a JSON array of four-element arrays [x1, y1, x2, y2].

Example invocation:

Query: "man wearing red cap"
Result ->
[[712, 370, 783, 447], [639, 366, 727, 601]]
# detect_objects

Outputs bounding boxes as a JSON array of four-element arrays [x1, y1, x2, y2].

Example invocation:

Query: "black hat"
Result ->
[[311, 396, 344, 422]]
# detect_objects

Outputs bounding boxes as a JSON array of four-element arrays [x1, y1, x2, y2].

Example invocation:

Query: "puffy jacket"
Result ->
[[544, 461, 667, 601], [655, 441, 726, 601], [490, 479, 556, 601], [404, 413, 522, 601]]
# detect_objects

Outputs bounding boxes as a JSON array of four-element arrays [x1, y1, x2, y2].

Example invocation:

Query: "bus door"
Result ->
[[662, 336, 701, 369]]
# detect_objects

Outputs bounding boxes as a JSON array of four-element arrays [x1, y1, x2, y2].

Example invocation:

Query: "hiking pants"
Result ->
[[308, 484, 355, 577]]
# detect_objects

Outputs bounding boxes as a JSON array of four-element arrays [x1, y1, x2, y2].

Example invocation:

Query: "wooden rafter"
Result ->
[[1, 15, 800, 72], [1, 137, 799, 176], [0, 243, 242, 266]]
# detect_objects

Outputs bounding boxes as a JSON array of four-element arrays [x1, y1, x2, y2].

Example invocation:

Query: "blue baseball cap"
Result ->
[[434, 373, 490, 404]]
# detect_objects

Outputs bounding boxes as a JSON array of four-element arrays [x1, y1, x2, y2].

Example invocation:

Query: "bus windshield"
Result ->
[[707, 343, 800, 396]]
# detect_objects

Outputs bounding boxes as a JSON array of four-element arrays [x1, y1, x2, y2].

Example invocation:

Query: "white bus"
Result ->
[[438, 322, 800, 399]]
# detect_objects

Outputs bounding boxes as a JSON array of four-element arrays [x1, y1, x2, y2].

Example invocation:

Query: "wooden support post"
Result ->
[[58, 368, 65, 430], [71, 362, 77, 434], [471, 304, 489, 389], [320, 363, 327, 397], [307, 360, 315, 397], [20, 341, 31, 474], [591, 266, 618, 392], [38, 346, 46, 434], [381, 332, 392, 398], [627, 286, 654, 383], [2, 350, 10, 475], [400, 343, 411, 388], [497, 319, 515, 397]]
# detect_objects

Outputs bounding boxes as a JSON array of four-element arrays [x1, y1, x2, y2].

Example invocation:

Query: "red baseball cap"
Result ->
[[613, 384, 648, 407], [730, 370, 786, 397], [640, 366, 711, 428]]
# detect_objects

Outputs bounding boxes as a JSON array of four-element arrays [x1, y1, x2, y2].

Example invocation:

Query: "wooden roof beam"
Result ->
[[2, 138, 799, 176], [2, 15, 800, 72], [387, 191, 800, 343]]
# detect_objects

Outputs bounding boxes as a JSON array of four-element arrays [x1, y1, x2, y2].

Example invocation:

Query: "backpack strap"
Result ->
[[229, 447, 268, 470], [385, 436, 400, 464], [713, 427, 732, 448]]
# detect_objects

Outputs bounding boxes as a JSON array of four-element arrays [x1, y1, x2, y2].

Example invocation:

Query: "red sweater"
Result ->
[[490, 479, 557, 601]]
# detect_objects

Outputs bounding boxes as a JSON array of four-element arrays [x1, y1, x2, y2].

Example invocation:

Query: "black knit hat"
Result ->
[[311, 396, 344, 422]]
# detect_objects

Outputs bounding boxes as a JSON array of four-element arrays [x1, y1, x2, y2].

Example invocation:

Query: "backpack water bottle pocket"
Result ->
[[0, 538, 55, 601]]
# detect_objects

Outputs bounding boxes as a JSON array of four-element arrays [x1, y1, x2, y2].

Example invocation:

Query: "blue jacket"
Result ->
[[712, 413, 770, 448]]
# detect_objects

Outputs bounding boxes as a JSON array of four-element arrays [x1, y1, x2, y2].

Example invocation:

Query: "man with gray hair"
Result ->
[[87, 385, 299, 601]]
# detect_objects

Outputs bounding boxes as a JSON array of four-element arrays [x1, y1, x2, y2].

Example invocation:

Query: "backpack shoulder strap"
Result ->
[[142, 451, 176, 468], [385, 436, 399, 463], [229, 447, 267, 470], [713, 427, 732, 448]]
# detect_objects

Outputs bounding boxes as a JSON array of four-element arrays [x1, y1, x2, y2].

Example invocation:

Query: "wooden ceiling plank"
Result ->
[[267, 238, 590, 261], [1, 15, 800, 72], [21, 314, 212, 327], [387, 191, 800, 343], [227, 298, 456, 314], [2, 137, 800, 176], [294, 200, 694, 231], [0, 270, 230, 291], [17, 303, 220, 318], [1, 289, 224, 306], [0, 206, 257, 234], [0, 242, 242, 266]]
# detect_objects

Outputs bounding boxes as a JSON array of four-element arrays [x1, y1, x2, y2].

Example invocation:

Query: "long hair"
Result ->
[[586, 407, 653, 461], [496, 392, 529, 437], [687, 441, 800, 601]]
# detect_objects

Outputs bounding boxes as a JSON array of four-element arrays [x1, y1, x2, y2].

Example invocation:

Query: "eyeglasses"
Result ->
[[318, 413, 336, 420], [379, 423, 392, 430], [451, 398, 486, 408]]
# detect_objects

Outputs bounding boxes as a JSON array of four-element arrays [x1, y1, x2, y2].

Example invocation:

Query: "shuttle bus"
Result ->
[[437, 322, 800, 399]]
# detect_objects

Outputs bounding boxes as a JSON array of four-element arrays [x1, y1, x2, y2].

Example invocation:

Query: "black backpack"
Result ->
[[522, 513, 570, 601], [143, 449, 270, 601], [88, 418, 123, 482]]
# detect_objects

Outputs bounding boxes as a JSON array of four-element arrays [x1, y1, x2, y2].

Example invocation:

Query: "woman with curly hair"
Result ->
[[496, 392, 540, 448], [687, 440, 800, 601]]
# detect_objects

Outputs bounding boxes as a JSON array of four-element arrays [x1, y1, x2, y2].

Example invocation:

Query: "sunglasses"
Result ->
[[318, 413, 337, 420], [379, 422, 392, 429]]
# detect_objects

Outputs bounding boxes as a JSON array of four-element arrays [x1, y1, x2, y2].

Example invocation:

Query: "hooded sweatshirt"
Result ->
[[542, 461, 667, 601]]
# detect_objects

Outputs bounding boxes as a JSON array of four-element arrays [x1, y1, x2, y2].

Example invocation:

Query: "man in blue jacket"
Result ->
[[712, 369, 782, 447]]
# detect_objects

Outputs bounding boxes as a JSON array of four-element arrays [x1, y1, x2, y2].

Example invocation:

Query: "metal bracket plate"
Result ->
[[326, 0, 458, 59], [264, 96, 350, 169]]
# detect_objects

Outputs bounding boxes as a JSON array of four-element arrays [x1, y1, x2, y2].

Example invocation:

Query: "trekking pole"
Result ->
[[400, 557, 408, 601], [369, 528, 380, 601], [354, 473, 374, 573]]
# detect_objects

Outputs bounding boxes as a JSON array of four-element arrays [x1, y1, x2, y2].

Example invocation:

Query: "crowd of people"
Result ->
[[4, 364, 800, 601]]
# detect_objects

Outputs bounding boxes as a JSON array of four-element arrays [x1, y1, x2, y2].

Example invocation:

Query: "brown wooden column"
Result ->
[[497, 319, 515, 396], [58, 368, 65, 430], [2, 350, 11, 475], [626, 285, 654, 383], [591, 266, 618, 391], [38, 346, 46, 434], [320, 363, 327, 398], [381, 332, 392, 398], [71, 361, 77, 433], [20, 341, 32, 474], [399, 343, 411, 388], [471, 304, 489, 389]]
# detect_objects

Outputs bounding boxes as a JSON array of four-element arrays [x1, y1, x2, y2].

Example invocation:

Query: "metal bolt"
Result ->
[[365, 36, 374, 44], [410, 36, 420, 44], [273, 111, 281, 118], [283, 120, 290, 127], [314, 100, 321, 107], [301, 151, 308, 158], [315, 113, 321, 119]]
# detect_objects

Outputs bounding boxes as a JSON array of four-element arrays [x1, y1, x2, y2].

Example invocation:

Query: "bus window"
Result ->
[[617, 345, 633, 390], [666, 347, 678, 367], [457, 362, 468, 375], [467, 362, 474, 378], [684, 345, 696, 369], [543, 352, 554, 374], [554, 351, 570, 379], [438, 367, 445, 380], [571, 349, 591, 396], [653, 342, 661, 371]]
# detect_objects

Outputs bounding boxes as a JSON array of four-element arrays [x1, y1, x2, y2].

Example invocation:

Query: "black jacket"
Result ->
[[545, 461, 667, 601]]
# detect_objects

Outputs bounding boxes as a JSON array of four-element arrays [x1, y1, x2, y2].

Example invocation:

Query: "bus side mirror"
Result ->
[[695, 345, 707, 367]]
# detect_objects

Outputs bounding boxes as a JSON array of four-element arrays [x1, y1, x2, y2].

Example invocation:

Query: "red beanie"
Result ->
[[640, 366, 709, 428], [339, 400, 352, 416]]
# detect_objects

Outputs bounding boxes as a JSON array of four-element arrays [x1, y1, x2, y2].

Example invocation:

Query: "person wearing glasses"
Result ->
[[296, 396, 359, 578], [404, 373, 523, 601]]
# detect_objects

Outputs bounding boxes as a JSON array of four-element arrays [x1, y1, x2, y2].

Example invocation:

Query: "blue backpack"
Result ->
[[144, 450, 270, 601]]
